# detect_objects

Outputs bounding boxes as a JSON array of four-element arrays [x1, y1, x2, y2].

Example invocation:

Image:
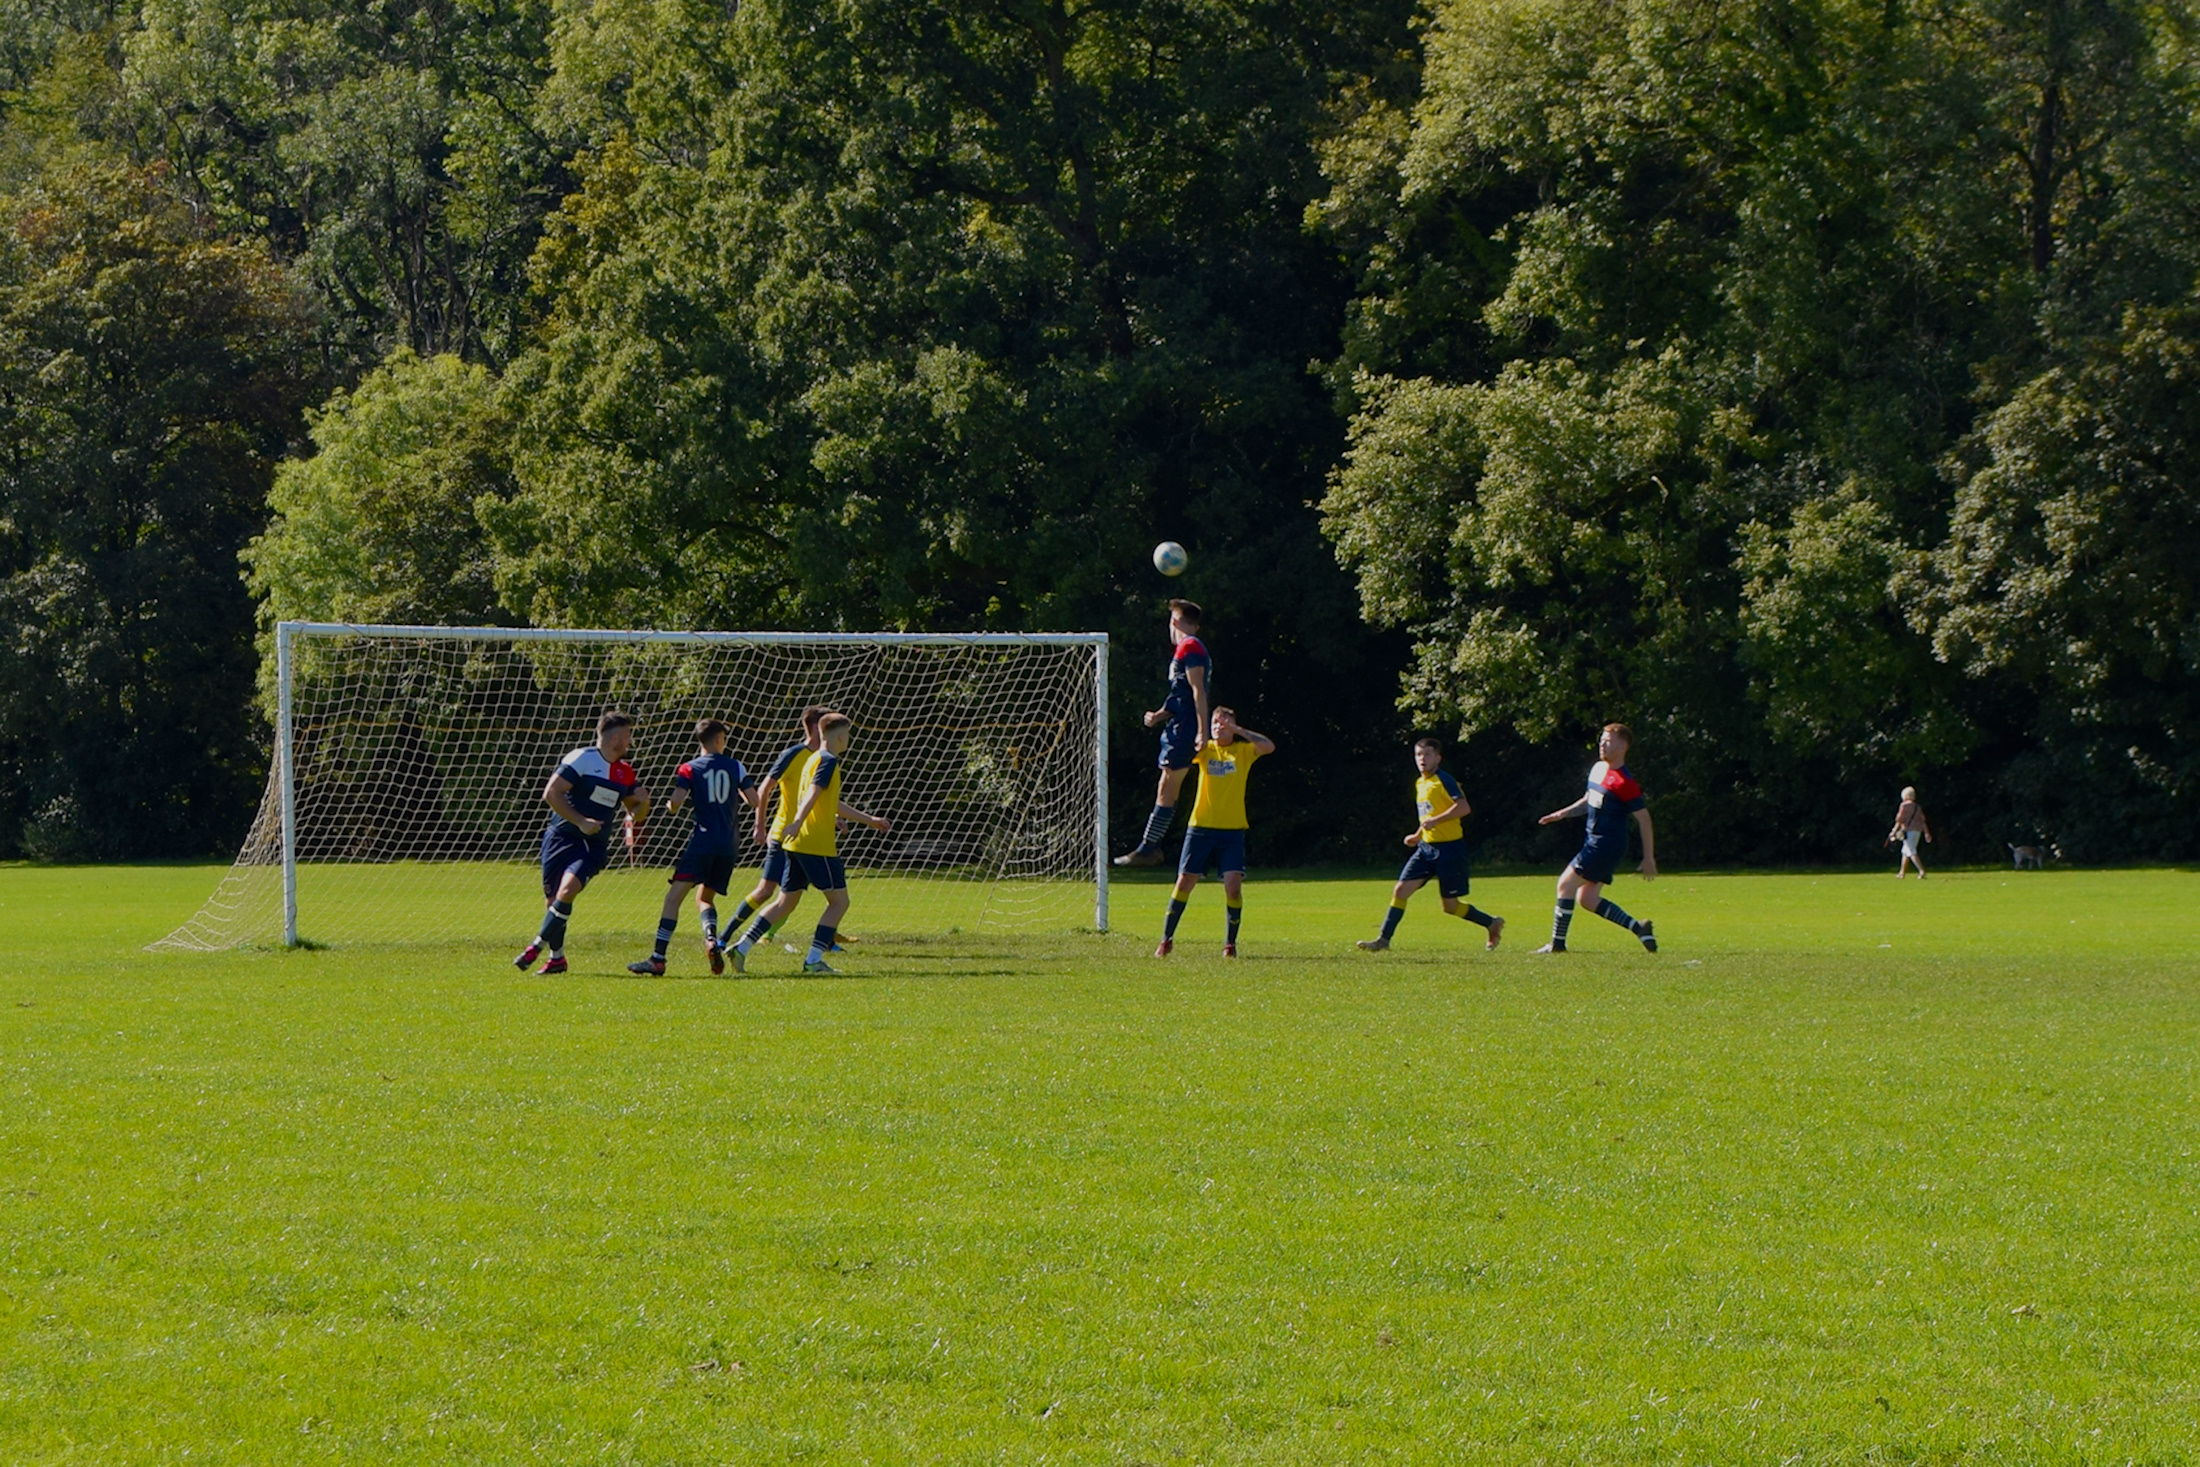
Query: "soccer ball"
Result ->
[[1152, 541, 1188, 577]]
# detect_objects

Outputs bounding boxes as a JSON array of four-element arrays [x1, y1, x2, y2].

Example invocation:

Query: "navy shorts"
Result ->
[[672, 840, 737, 895], [1158, 708, 1201, 770], [787, 852, 848, 891], [760, 844, 808, 892], [1570, 841, 1625, 886], [1178, 827, 1248, 877], [1398, 838, 1471, 898], [540, 826, 608, 899]]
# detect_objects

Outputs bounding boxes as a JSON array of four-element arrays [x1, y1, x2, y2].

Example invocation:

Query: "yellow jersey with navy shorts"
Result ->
[[783, 750, 849, 891], [759, 744, 813, 891], [1179, 737, 1263, 876], [1397, 766, 1472, 898]]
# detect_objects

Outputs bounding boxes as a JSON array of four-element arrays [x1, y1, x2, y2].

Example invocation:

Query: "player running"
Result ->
[[721, 706, 827, 946], [1535, 723, 1658, 954], [627, 719, 761, 976], [729, 713, 890, 974], [1356, 736, 1503, 952], [515, 710, 651, 975], [1115, 598, 1211, 866], [1155, 707, 1275, 958]]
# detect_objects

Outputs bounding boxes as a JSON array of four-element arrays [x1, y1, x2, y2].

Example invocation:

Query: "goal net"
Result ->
[[155, 624, 1109, 951]]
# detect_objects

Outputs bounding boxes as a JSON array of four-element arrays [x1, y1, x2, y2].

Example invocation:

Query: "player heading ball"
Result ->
[[1115, 598, 1210, 867]]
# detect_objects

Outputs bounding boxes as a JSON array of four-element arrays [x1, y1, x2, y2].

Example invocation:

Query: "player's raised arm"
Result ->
[[543, 772, 601, 835], [1230, 725, 1275, 756], [1539, 796, 1587, 825]]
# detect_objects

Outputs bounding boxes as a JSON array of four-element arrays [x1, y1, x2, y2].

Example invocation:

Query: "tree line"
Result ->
[[3, 0, 2194, 866]]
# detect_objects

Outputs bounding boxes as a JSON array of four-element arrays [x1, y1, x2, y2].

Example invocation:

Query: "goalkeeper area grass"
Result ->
[[4, 863, 2198, 1463]]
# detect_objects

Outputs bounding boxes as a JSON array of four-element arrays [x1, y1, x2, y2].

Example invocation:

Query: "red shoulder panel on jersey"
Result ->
[[1175, 636, 1207, 659], [1600, 765, 1644, 802], [677, 762, 695, 780], [610, 760, 638, 787]]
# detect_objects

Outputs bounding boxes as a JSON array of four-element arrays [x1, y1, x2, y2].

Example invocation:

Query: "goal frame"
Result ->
[[270, 621, 1111, 946]]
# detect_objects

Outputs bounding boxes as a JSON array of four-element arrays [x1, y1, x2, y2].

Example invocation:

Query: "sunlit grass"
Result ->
[[3, 863, 2197, 1462]]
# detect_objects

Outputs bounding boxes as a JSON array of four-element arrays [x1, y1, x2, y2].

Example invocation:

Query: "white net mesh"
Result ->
[[155, 627, 1106, 951]]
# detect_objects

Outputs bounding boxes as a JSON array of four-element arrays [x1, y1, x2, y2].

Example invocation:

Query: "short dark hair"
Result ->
[[800, 705, 827, 731], [819, 712, 853, 736], [598, 710, 633, 737], [1602, 722, 1634, 746], [696, 718, 729, 745], [1169, 598, 1202, 626], [1414, 736, 1443, 754]]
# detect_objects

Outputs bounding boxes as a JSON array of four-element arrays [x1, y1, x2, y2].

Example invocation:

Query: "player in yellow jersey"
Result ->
[[1356, 736, 1503, 952], [728, 712, 890, 974], [694, 706, 825, 973], [1156, 706, 1276, 959]]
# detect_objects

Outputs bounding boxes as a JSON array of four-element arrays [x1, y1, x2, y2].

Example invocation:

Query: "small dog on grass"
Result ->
[[2007, 843, 2046, 870]]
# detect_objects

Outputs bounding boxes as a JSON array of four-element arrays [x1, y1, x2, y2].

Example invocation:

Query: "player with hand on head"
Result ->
[[729, 712, 890, 974], [628, 719, 762, 976], [1357, 737, 1503, 952], [1115, 598, 1210, 867], [1535, 722, 1658, 954], [1155, 707, 1275, 958], [516, 710, 651, 975]]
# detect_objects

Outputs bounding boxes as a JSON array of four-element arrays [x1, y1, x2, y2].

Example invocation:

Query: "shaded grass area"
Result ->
[[3, 864, 2198, 1462]]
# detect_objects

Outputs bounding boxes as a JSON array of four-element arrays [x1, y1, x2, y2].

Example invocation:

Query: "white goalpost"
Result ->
[[155, 623, 1110, 951]]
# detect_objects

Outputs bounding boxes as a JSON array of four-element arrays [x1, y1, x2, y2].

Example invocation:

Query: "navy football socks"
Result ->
[[539, 899, 573, 952], [1594, 897, 1646, 935], [1549, 897, 1575, 949]]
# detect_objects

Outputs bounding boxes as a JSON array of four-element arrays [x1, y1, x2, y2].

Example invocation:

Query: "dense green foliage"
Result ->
[[0, 160, 314, 857], [9, 863, 2200, 1459], [1, 0, 2196, 860], [1318, 0, 2200, 858]]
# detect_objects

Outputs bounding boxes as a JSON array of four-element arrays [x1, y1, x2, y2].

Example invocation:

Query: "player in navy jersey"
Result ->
[[515, 710, 651, 975], [1535, 723, 1659, 953], [1115, 598, 1211, 866], [627, 719, 761, 976]]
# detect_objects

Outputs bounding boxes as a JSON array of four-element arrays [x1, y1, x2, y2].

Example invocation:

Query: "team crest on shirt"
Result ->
[[1205, 751, 1239, 777]]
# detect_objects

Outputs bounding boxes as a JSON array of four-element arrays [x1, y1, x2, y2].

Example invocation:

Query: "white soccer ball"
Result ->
[[1152, 541, 1188, 577]]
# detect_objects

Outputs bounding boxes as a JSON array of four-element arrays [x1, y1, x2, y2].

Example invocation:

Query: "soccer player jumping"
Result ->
[[1357, 736, 1503, 952], [516, 710, 651, 975], [1115, 598, 1211, 866], [1536, 722, 1658, 954], [628, 718, 761, 976]]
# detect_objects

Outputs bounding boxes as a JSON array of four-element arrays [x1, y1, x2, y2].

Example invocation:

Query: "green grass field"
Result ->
[[4, 863, 2198, 1463]]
